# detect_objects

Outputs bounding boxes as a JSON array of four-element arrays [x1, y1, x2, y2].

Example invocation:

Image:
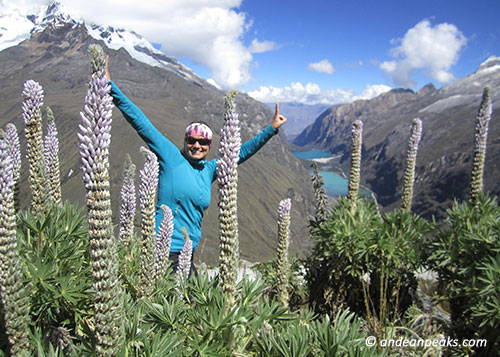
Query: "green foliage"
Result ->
[[253, 256, 308, 310], [2, 203, 377, 356], [306, 196, 435, 336], [16, 202, 93, 353], [427, 193, 500, 355]]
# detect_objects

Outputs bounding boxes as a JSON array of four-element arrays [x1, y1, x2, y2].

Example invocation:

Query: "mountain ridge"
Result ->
[[293, 58, 500, 218], [0, 12, 314, 264]]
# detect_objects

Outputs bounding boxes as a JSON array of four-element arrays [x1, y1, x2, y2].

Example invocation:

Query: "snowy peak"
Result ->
[[86, 24, 200, 84], [476, 56, 500, 74], [0, 1, 204, 85], [30, 2, 79, 33]]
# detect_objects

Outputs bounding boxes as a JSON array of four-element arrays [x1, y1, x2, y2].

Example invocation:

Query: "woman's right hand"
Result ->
[[105, 55, 111, 82]]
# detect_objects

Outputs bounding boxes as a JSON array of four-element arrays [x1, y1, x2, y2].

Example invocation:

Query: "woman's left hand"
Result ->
[[271, 102, 287, 129]]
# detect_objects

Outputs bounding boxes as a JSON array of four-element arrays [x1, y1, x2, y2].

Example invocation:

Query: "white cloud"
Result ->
[[380, 19, 467, 88], [308, 59, 335, 74], [249, 39, 277, 53], [1, 0, 260, 89], [247, 82, 391, 105]]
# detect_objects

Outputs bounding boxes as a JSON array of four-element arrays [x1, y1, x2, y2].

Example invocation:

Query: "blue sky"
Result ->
[[2, 0, 499, 105], [177, 0, 500, 104]]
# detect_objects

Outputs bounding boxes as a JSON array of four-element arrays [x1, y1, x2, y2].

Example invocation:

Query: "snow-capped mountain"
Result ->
[[0, 11, 314, 264], [0, 1, 203, 85]]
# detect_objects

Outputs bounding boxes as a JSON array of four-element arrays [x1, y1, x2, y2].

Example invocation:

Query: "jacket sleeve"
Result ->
[[238, 124, 278, 164], [109, 80, 178, 157]]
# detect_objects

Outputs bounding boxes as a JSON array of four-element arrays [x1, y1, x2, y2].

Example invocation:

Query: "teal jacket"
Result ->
[[110, 81, 278, 252]]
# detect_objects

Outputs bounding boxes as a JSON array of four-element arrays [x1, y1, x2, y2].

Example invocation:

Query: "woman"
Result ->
[[105, 58, 287, 272]]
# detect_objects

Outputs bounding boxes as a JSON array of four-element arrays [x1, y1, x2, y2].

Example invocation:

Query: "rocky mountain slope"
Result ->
[[0, 7, 314, 264], [294, 58, 500, 219]]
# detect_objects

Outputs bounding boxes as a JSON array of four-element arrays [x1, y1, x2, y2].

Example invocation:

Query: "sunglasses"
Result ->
[[185, 137, 211, 146]]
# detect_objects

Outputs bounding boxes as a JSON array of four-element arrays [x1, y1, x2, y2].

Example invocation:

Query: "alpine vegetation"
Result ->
[[277, 197, 292, 307], [22, 79, 48, 215], [2, 123, 21, 209], [347, 120, 363, 213], [118, 153, 136, 245], [138, 146, 159, 294], [469, 86, 492, 208], [44, 107, 62, 206], [217, 90, 241, 304], [401, 118, 423, 211], [77, 44, 122, 355], [155, 204, 174, 279], [0, 135, 31, 356], [311, 162, 329, 223]]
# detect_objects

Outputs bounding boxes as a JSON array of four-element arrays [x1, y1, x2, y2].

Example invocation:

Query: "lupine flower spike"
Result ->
[[311, 162, 329, 223], [44, 106, 62, 206], [277, 198, 292, 307], [118, 153, 136, 245], [138, 146, 159, 295], [155, 204, 174, 279], [78, 44, 122, 355], [347, 120, 363, 214], [3, 123, 21, 210], [217, 90, 241, 306], [177, 227, 193, 287], [22, 79, 49, 215], [401, 118, 423, 211], [0, 134, 31, 355], [469, 87, 492, 208]]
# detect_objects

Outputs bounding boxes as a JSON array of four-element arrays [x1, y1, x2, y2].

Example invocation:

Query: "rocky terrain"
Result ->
[[0, 12, 314, 265], [294, 58, 500, 219]]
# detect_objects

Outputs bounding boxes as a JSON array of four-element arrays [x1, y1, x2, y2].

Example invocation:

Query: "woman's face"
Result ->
[[184, 135, 211, 160]]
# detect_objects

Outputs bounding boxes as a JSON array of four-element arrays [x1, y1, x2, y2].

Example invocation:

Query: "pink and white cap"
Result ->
[[185, 122, 213, 141]]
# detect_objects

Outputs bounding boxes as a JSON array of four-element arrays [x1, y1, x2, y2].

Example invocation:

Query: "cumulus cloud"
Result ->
[[380, 19, 467, 88], [247, 82, 391, 105], [249, 39, 277, 53], [1, 0, 262, 89], [308, 59, 335, 74]]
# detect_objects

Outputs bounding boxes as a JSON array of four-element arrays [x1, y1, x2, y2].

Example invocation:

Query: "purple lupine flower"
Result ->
[[217, 90, 241, 304], [0, 136, 31, 354], [44, 107, 62, 206], [138, 146, 159, 294], [347, 120, 363, 213], [118, 154, 136, 245], [22, 80, 44, 125], [78, 44, 122, 355], [139, 146, 159, 215], [469, 87, 492, 207], [77, 73, 113, 192], [277, 198, 292, 307], [4, 124, 21, 179], [177, 227, 193, 284], [155, 204, 174, 279], [22, 79, 48, 215], [3, 124, 21, 209], [401, 118, 423, 211]]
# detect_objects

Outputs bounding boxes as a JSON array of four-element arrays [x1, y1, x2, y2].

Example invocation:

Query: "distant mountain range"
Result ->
[[0, 2, 314, 264], [293, 57, 500, 219], [265, 102, 330, 139]]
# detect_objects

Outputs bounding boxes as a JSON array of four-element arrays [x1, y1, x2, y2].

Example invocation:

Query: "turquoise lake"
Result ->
[[292, 150, 332, 160], [292, 150, 348, 197]]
